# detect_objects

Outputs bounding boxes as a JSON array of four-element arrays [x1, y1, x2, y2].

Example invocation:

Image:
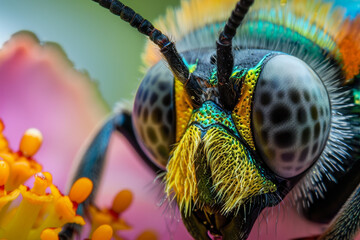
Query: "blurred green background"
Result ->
[[0, 0, 179, 108], [0, 0, 358, 108]]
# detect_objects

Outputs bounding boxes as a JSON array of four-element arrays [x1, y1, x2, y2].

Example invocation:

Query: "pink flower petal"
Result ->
[[0, 32, 108, 191]]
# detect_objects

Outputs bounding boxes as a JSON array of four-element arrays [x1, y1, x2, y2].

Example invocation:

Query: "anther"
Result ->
[[69, 177, 93, 204], [92, 224, 113, 240], [111, 189, 133, 214], [19, 128, 43, 157]]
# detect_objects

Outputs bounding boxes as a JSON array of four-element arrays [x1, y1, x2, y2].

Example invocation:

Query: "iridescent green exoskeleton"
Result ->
[[63, 0, 360, 239]]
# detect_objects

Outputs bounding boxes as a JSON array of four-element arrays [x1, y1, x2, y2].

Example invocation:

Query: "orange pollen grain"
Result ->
[[19, 128, 43, 157], [111, 189, 133, 214], [92, 224, 113, 240], [69, 177, 93, 204]]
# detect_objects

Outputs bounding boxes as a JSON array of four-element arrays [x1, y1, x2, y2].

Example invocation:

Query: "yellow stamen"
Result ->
[[27, 192, 85, 239], [111, 189, 133, 214], [43, 172, 53, 186], [55, 196, 76, 222], [7, 158, 42, 191], [31, 173, 48, 195], [69, 177, 93, 204], [40, 228, 60, 240], [19, 128, 43, 157], [0, 160, 10, 187], [136, 230, 158, 240], [0, 189, 20, 211], [2, 182, 52, 239], [52, 196, 85, 225], [92, 224, 113, 240]]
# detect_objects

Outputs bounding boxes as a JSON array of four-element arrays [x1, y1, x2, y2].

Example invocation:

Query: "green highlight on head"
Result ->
[[190, 101, 239, 137]]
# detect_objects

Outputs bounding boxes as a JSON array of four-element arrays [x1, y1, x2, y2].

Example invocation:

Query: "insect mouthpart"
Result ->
[[164, 101, 277, 236]]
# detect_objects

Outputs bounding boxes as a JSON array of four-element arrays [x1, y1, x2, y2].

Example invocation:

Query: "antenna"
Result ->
[[92, 0, 202, 106], [217, 0, 255, 109]]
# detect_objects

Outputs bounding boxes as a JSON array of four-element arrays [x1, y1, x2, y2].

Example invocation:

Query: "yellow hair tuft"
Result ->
[[165, 125, 201, 217]]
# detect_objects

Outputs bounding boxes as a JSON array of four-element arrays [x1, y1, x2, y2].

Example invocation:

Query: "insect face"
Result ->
[[131, 47, 332, 237]]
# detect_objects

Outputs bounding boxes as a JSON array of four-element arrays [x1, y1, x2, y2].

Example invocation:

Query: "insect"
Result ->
[[62, 0, 360, 239]]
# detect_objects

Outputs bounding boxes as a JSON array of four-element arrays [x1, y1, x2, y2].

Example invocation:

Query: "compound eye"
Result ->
[[132, 61, 175, 168], [252, 55, 331, 178]]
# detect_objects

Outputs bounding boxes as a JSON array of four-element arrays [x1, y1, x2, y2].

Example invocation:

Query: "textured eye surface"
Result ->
[[132, 61, 175, 168], [252, 55, 331, 178]]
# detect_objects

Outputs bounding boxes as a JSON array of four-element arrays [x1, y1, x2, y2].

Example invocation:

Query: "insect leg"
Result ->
[[318, 179, 360, 240], [59, 110, 162, 239]]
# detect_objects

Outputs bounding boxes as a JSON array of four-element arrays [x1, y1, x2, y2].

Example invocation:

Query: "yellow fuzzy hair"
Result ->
[[165, 125, 276, 216], [142, 0, 360, 80]]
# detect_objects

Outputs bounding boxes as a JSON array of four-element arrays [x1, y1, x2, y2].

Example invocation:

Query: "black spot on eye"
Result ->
[[301, 127, 310, 145], [304, 90, 311, 102], [142, 90, 149, 102], [147, 127, 158, 143], [158, 82, 168, 91], [167, 109, 174, 125], [150, 93, 158, 105], [137, 104, 142, 117], [297, 107, 307, 124], [143, 108, 149, 123], [162, 93, 171, 107], [270, 105, 291, 125], [160, 125, 170, 141], [311, 105, 318, 120], [277, 91, 284, 99], [152, 107, 163, 123], [140, 127, 145, 140], [312, 142, 319, 154], [157, 145, 168, 159], [210, 54, 216, 65], [298, 147, 309, 162], [254, 110, 264, 127], [274, 130, 295, 148], [290, 89, 300, 104], [151, 76, 157, 85], [281, 152, 295, 162], [260, 92, 271, 106], [314, 122, 320, 139]]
